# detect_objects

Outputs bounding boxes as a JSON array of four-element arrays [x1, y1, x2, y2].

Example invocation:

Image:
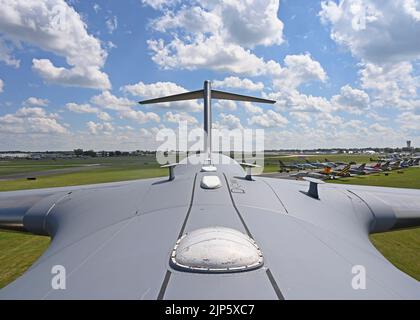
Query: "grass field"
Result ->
[[329, 166, 420, 189], [0, 154, 419, 288], [0, 231, 50, 288]]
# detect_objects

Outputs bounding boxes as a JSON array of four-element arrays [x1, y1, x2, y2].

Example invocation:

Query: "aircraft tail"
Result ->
[[381, 161, 390, 169], [339, 164, 351, 175], [139, 81, 275, 157], [358, 163, 366, 170]]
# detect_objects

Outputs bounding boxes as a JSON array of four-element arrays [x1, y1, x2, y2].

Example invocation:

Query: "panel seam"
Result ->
[[156, 173, 197, 300]]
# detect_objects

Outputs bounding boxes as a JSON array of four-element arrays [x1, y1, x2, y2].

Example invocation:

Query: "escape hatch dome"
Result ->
[[200, 175, 222, 189], [170, 226, 264, 273]]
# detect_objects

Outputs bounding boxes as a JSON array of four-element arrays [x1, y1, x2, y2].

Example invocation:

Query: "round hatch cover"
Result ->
[[170, 226, 263, 273]]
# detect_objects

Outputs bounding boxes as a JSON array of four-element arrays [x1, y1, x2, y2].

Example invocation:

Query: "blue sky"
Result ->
[[0, 0, 419, 151]]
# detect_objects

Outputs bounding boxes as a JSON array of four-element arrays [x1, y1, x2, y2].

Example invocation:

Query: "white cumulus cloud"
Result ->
[[273, 54, 327, 90], [242, 102, 263, 114], [319, 0, 420, 64], [87, 121, 114, 135], [118, 109, 160, 124], [141, 0, 178, 10], [148, 0, 283, 48], [248, 110, 288, 127], [164, 111, 198, 125], [23, 97, 49, 107], [66, 102, 112, 121], [90, 91, 135, 111], [213, 76, 264, 91], [145, 0, 285, 76], [331, 85, 370, 114], [0, 107, 67, 134], [214, 100, 237, 112], [0, 39, 20, 67], [359, 62, 419, 105], [0, 0, 110, 89], [106, 15, 118, 34], [215, 113, 243, 130], [122, 81, 202, 112]]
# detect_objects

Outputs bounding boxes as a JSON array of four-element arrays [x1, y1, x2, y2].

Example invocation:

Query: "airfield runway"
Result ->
[[0, 164, 103, 181]]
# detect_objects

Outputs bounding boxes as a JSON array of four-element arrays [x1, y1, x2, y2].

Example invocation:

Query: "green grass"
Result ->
[[328, 167, 420, 189], [370, 229, 420, 281], [0, 154, 419, 289], [0, 231, 50, 289]]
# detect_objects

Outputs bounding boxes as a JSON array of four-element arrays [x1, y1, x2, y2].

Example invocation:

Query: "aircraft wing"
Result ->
[[323, 182, 420, 232], [232, 177, 420, 299], [1, 166, 419, 299], [0, 179, 150, 233]]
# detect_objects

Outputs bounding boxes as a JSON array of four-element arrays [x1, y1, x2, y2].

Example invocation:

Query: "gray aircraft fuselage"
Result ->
[[0, 81, 419, 300], [0, 153, 419, 299]]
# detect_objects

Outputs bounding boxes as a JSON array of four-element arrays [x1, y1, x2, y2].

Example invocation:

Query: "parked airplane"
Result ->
[[389, 160, 402, 170], [349, 163, 367, 175], [299, 163, 317, 169], [329, 163, 352, 177], [290, 171, 329, 180], [400, 159, 413, 168], [1, 81, 419, 299], [304, 159, 336, 169], [278, 160, 301, 172], [363, 162, 382, 174], [291, 163, 352, 179], [325, 158, 348, 166], [379, 161, 391, 171]]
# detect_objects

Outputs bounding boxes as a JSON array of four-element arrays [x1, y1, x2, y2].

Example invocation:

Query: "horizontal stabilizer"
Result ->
[[139, 89, 275, 105], [139, 90, 203, 104], [212, 90, 275, 104]]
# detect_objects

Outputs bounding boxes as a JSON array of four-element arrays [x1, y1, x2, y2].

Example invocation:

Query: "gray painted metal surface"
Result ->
[[0, 82, 419, 299], [0, 153, 419, 299], [203, 80, 212, 155]]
